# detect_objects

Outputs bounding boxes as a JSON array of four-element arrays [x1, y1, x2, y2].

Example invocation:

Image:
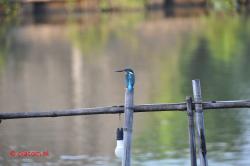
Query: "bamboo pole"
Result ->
[[186, 96, 197, 166], [0, 100, 250, 119], [192, 79, 208, 166], [122, 88, 134, 166]]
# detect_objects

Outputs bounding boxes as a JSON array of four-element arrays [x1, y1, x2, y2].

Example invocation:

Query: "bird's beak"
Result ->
[[115, 69, 124, 72]]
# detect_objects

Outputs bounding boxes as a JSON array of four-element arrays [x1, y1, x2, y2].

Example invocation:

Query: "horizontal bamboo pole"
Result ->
[[0, 100, 250, 120]]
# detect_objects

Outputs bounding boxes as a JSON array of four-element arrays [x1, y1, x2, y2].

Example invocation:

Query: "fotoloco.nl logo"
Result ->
[[9, 150, 49, 157]]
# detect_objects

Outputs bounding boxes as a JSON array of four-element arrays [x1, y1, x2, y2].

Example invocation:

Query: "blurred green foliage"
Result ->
[[182, 14, 250, 65], [0, 0, 20, 16], [204, 14, 241, 63], [0, 0, 19, 71], [67, 13, 144, 55], [209, 0, 238, 11], [100, 0, 146, 10], [179, 14, 250, 102]]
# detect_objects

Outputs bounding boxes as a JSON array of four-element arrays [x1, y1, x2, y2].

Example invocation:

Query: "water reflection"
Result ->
[[0, 11, 250, 165]]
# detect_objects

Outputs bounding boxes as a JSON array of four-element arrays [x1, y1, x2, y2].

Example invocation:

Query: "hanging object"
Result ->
[[115, 128, 124, 159]]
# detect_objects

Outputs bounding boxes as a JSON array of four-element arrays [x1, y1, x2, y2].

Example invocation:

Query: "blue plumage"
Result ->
[[116, 68, 135, 91]]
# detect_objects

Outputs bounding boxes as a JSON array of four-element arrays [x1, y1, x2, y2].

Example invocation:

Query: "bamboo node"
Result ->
[[123, 127, 132, 132]]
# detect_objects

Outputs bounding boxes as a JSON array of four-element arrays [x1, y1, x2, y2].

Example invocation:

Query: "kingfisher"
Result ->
[[116, 68, 135, 92]]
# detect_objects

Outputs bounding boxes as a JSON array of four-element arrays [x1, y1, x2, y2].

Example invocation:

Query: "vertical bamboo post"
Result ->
[[186, 96, 197, 166], [122, 88, 134, 166], [192, 79, 208, 166]]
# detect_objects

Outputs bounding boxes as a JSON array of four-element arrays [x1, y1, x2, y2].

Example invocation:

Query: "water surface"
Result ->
[[0, 11, 250, 165]]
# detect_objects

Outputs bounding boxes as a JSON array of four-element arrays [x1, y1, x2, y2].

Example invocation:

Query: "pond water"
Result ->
[[0, 10, 250, 165]]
